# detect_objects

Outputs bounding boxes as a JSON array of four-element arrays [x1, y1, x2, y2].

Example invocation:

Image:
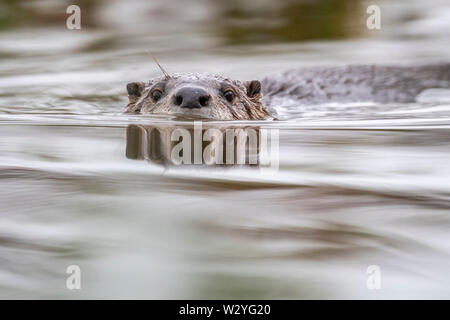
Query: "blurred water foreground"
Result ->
[[0, 0, 450, 299]]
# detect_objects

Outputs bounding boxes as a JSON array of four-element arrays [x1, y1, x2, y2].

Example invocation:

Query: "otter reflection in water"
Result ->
[[125, 123, 279, 170]]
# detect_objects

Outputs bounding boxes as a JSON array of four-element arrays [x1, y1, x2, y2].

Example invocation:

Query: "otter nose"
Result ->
[[174, 87, 210, 109]]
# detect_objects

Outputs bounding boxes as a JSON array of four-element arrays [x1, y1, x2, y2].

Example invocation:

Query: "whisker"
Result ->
[[147, 51, 170, 79]]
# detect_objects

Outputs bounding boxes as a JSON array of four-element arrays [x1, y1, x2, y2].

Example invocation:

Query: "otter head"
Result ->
[[126, 73, 270, 120]]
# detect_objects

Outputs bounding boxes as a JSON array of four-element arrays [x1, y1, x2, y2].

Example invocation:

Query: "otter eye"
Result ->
[[151, 89, 163, 102], [223, 90, 235, 102]]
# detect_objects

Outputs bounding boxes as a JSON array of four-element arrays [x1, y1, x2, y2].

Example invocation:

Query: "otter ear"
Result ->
[[244, 80, 261, 98], [127, 82, 145, 97]]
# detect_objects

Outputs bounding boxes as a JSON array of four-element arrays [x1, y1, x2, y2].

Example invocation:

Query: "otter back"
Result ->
[[261, 64, 450, 106]]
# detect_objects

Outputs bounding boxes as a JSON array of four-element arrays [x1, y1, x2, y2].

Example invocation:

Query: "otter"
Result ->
[[126, 64, 450, 120], [126, 73, 270, 120]]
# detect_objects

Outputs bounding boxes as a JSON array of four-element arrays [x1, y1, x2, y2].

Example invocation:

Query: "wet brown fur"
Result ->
[[126, 73, 271, 121]]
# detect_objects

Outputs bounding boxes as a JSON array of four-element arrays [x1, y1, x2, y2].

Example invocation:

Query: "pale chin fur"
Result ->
[[168, 106, 216, 120]]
